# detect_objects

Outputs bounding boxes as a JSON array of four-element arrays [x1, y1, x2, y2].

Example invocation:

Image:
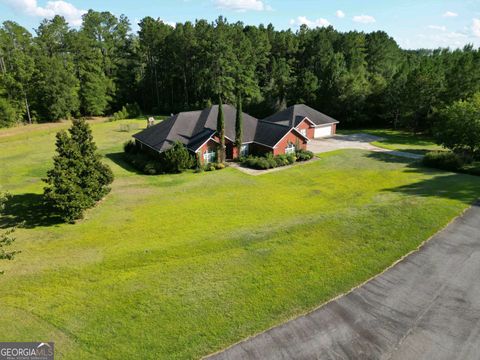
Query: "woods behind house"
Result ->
[[1, 11, 479, 134]]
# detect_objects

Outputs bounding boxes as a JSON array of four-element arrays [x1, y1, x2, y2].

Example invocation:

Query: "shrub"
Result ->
[[275, 155, 289, 167], [111, 102, 142, 121], [265, 153, 278, 168], [124, 141, 195, 175], [462, 162, 480, 176], [123, 140, 138, 154], [205, 163, 216, 171], [144, 162, 157, 175], [256, 157, 271, 169], [241, 152, 302, 170], [434, 93, 480, 159], [296, 149, 314, 161], [159, 141, 195, 173], [125, 103, 141, 118], [214, 163, 225, 170], [286, 154, 297, 164], [422, 151, 464, 172], [112, 106, 129, 121]]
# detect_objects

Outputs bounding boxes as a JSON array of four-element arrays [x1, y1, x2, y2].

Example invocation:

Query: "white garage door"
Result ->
[[314, 125, 332, 138]]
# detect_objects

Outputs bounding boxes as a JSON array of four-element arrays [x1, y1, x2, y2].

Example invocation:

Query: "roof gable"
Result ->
[[262, 104, 339, 127]]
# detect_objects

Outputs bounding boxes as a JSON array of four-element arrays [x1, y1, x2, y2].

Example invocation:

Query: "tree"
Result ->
[[138, 17, 173, 112], [0, 21, 35, 125], [0, 192, 20, 274], [69, 119, 114, 201], [434, 92, 480, 159], [32, 16, 80, 121], [217, 97, 226, 163], [44, 119, 113, 222], [160, 141, 195, 173], [401, 59, 445, 133], [235, 94, 243, 151], [1, 12, 480, 135]]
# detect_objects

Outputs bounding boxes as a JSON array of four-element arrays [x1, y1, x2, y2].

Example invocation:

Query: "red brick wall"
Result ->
[[331, 123, 337, 135], [273, 131, 307, 156], [296, 118, 315, 139], [196, 138, 219, 164]]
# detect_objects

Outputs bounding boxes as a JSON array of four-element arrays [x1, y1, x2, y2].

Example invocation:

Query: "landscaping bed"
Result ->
[[241, 149, 314, 170]]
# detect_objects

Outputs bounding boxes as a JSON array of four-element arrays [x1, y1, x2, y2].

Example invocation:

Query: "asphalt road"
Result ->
[[206, 202, 480, 360]]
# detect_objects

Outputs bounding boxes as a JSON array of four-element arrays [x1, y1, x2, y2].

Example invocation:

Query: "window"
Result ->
[[203, 148, 216, 163], [285, 142, 296, 155], [240, 144, 249, 157], [300, 128, 307, 137]]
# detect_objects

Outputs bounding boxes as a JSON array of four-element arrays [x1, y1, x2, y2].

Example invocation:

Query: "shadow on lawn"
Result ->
[[365, 152, 480, 205], [386, 173, 480, 204], [105, 152, 144, 175], [0, 193, 63, 229], [364, 152, 420, 166]]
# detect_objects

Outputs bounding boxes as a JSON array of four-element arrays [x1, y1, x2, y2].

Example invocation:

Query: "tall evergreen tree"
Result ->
[[216, 97, 225, 163], [32, 16, 80, 121], [44, 119, 113, 222], [235, 94, 243, 151], [0, 192, 20, 274], [0, 12, 479, 136], [0, 21, 35, 125]]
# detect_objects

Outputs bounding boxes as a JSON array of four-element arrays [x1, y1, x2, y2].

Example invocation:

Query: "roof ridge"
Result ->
[[257, 119, 291, 128], [164, 113, 181, 141]]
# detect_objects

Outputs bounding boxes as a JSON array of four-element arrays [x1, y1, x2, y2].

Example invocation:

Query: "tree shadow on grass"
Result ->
[[364, 151, 418, 165], [364, 152, 480, 205], [0, 193, 63, 229], [105, 152, 144, 175], [386, 173, 480, 204]]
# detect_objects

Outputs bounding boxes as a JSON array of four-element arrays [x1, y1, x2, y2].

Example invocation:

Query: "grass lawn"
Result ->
[[1, 120, 479, 359], [339, 128, 444, 155]]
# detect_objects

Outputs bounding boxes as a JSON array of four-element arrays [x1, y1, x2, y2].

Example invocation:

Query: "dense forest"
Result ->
[[1, 10, 479, 131]]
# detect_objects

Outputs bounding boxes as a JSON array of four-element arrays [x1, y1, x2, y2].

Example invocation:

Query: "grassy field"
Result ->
[[1, 120, 479, 359], [339, 128, 443, 155]]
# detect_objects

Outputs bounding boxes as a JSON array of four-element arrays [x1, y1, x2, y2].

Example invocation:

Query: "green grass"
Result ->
[[339, 128, 443, 155], [1, 120, 479, 359]]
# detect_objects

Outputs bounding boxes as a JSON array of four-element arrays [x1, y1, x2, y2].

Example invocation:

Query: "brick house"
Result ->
[[133, 104, 339, 164]]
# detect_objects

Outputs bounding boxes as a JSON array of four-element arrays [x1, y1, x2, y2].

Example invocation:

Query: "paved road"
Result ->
[[307, 134, 423, 159], [206, 202, 480, 360]]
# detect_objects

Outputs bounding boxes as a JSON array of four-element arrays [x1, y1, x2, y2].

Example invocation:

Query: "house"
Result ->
[[262, 104, 339, 139], [133, 104, 339, 164]]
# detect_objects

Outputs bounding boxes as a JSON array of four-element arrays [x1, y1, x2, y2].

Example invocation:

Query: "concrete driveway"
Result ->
[[307, 134, 422, 159], [206, 202, 480, 360]]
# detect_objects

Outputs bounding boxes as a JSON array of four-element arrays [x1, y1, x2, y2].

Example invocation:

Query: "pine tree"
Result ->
[[44, 119, 113, 222], [32, 16, 80, 121], [0, 192, 20, 274], [69, 119, 114, 202], [44, 130, 89, 222], [217, 96, 225, 163], [235, 94, 243, 151]]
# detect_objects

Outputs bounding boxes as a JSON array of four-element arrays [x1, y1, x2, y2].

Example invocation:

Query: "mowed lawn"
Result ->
[[0, 120, 479, 359], [339, 128, 444, 155]]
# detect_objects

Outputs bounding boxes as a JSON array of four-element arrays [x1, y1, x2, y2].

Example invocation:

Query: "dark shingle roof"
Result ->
[[253, 120, 294, 147], [133, 104, 263, 152], [262, 104, 339, 127]]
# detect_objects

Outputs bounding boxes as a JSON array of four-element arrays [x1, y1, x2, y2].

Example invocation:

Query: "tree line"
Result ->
[[1, 11, 480, 132]]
